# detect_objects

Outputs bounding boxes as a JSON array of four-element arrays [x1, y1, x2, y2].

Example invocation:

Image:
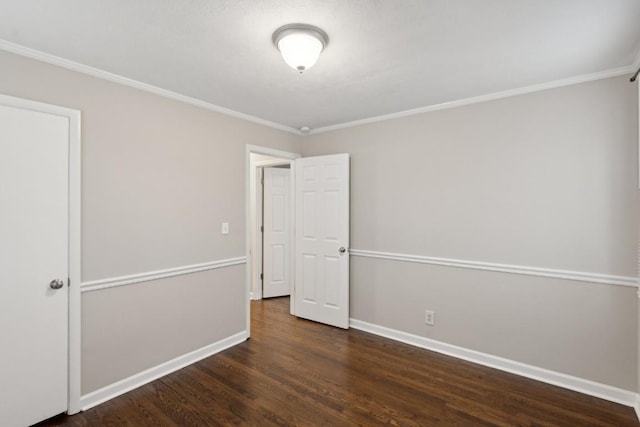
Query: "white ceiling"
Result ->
[[0, 1, 639, 133]]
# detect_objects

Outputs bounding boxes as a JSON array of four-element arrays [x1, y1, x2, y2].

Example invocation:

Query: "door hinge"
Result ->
[[68, 278, 70, 287], [260, 225, 264, 232], [261, 177, 264, 185], [260, 273, 263, 280]]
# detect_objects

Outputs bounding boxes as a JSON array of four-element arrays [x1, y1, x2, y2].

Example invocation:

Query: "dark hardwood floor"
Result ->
[[39, 297, 638, 426]]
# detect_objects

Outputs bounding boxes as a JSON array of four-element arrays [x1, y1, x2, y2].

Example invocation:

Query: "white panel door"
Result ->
[[0, 104, 69, 426], [263, 167, 291, 298], [294, 154, 350, 329]]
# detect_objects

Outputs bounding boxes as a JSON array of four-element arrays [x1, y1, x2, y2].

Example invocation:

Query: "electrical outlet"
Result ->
[[425, 310, 435, 326]]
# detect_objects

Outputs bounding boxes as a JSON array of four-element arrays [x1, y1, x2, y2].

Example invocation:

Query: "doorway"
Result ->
[[245, 145, 300, 335], [245, 146, 351, 334], [261, 164, 291, 299], [250, 156, 294, 301]]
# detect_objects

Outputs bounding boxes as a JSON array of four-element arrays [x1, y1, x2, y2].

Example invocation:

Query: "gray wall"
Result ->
[[2, 46, 638, 396], [82, 266, 245, 392], [0, 50, 300, 393], [302, 76, 639, 391]]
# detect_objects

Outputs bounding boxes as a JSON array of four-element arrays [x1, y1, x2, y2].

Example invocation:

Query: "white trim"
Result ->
[[631, 43, 640, 71], [247, 145, 301, 160], [3, 39, 636, 138], [349, 319, 638, 407], [245, 145, 301, 338], [5, 40, 637, 140], [309, 66, 634, 135], [255, 159, 292, 168], [253, 160, 294, 302], [66, 103, 82, 415], [0, 93, 83, 415], [0, 39, 300, 135], [288, 160, 297, 316], [81, 257, 246, 292], [350, 249, 638, 288], [254, 167, 263, 301], [634, 395, 640, 422], [637, 79, 640, 189], [0, 93, 78, 117], [79, 330, 247, 410]]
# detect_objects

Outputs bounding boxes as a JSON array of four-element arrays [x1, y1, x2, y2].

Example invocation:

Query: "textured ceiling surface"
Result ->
[[0, 0, 639, 132]]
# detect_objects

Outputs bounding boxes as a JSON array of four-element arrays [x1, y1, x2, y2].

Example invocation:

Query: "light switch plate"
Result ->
[[221, 222, 229, 235]]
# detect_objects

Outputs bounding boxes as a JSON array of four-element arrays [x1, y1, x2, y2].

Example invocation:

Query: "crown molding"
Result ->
[[309, 65, 635, 135], [0, 39, 301, 135], [2, 38, 636, 137]]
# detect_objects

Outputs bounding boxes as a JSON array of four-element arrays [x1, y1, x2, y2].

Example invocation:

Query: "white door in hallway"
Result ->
[[294, 154, 350, 329], [262, 167, 291, 298], [0, 102, 69, 426]]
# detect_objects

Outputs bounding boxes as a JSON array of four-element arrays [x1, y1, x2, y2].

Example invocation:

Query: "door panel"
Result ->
[[0, 104, 69, 426], [262, 167, 291, 298], [294, 154, 350, 329]]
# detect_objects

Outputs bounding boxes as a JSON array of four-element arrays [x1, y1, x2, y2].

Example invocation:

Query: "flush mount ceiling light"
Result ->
[[272, 23, 329, 73]]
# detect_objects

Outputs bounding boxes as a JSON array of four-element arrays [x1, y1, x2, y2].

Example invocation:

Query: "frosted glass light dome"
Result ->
[[273, 24, 329, 73]]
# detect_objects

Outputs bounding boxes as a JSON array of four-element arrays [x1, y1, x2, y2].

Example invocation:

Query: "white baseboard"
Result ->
[[634, 395, 640, 421], [349, 318, 638, 408], [80, 330, 248, 410]]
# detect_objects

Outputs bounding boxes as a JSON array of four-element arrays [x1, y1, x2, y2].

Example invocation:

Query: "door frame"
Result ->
[[260, 165, 292, 299], [245, 145, 299, 337], [0, 93, 82, 414], [254, 160, 292, 300]]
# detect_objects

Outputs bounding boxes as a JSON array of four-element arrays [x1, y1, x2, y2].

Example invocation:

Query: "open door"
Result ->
[[294, 154, 350, 329], [262, 167, 291, 298]]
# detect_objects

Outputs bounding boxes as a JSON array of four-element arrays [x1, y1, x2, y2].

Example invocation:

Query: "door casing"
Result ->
[[254, 160, 293, 300], [262, 166, 292, 298]]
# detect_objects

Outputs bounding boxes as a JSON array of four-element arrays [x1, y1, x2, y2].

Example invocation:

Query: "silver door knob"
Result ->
[[49, 279, 64, 290], [338, 247, 346, 254]]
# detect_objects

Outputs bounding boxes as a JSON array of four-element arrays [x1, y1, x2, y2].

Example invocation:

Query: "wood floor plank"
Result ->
[[36, 297, 638, 426]]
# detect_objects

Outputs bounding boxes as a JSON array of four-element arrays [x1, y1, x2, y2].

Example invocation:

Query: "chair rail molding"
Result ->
[[81, 256, 247, 292], [349, 249, 638, 288]]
